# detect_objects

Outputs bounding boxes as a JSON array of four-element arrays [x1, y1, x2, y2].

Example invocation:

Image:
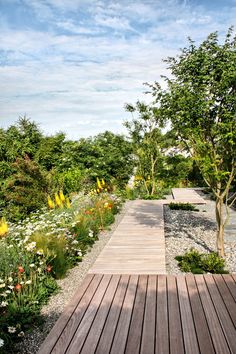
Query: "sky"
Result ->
[[0, 0, 235, 139]]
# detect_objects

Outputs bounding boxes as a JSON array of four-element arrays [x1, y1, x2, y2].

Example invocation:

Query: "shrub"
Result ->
[[175, 248, 228, 274], [2, 156, 48, 221], [169, 202, 199, 211]]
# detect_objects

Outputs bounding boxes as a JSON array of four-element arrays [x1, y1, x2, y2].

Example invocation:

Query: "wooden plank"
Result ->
[[125, 275, 148, 354], [110, 275, 139, 354], [91, 200, 166, 274], [176, 276, 200, 354], [95, 275, 130, 354], [66, 275, 112, 354], [167, 275, 185, 354], [214, 275, 236, 326], [156, 275, 169, 354], [140, 275, 157, 354], [204, 274, 236, 353], [37, 274, 96, 354], [222, 274, 236, 302], [195, 275, 230, 354], [80, 275, 120, 354], [185, 275, 215, 354]]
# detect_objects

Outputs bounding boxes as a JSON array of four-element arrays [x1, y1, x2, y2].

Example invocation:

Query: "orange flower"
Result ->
[[18, 266, 24, 273], [15, 284, 22, 291], [46, 265, 52, 273]]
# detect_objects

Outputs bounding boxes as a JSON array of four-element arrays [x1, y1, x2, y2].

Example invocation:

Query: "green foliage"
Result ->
[[2, 155, 48, 221], [29, 232, 69, 279], [169, 202, 199, 211], [175, 248, 228, 274], [75, 131, 134, 188], [0, 191, 121, 352], [149, 27, 236, 256], [201, 252, 228, 274], [49, 167, 88, 195], [124, 102, 165, 196]]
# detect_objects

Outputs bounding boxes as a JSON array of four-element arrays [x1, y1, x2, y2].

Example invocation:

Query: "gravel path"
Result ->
[[165, 192, 236, 274], [16, 203, 127, 354]]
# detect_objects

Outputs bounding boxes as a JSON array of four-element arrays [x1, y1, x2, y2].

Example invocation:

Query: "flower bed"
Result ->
[[0, 192, 121, 353]]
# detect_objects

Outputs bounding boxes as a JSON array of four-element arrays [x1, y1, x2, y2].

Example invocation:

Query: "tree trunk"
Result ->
[[215, 196, 225, 257], [150, 155, 156, 195], [143, 179, 150, 196]]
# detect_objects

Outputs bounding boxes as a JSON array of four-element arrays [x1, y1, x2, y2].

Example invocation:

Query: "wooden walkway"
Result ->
[[38, 273, 236, 354], [172, 188, 206, 204], [89, 200, 166, 274]]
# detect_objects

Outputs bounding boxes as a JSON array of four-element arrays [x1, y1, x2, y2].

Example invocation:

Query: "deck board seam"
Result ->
[[64, 274, 104, 354], [107, 275, 131, 354], [201, 275, 231, 354], [205, 275, 236, 354], [93, 275, 122, 354], [214, 275, 236, 329], [78, 275, 114, 354], [175, 276, 186, 354]]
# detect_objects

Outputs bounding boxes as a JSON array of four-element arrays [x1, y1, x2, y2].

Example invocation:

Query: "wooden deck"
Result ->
[[89, 200, 166, 274], [38, 273, 236, 354], [172, 188, 206, 204]]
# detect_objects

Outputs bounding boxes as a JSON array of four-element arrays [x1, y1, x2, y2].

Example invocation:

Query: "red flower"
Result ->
[[15, 284, 22, 291], [46, 265, 52, 273], [18, 266, 24, 273]]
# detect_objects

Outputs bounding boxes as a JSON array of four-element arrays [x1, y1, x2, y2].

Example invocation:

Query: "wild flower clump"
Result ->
[[47, 190, 71, 209], [0, 190, 122, 352]]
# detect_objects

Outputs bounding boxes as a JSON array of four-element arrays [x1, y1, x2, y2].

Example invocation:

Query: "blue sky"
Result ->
[[0, 0, 235, 139]]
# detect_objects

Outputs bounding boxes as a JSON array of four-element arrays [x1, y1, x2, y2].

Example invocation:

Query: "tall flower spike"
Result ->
[[55, 193, 62, 208], [0, 218, 8, 237], [47, 196, 55, 209], [97, 177, 102, 189], [59, 190, 65, 203]]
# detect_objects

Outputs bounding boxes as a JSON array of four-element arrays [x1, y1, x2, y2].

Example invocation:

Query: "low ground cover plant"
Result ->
[[0, 190, 121, 353], [175, 248, 228, 274], [169, 202, 199, 211]]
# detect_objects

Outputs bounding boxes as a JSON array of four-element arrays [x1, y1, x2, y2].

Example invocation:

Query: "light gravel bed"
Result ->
[[164, 193, 236, 275], [16, 202, 128, 354]]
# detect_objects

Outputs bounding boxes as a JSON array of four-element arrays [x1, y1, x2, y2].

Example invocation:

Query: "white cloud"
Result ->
[[0, 0, 235, 138]]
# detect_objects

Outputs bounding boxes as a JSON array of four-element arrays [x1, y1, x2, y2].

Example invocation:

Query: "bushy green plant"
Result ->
[[2, 155, 48, 221], [175, 248, 228, 274], [169, 202, 199, 211], [0, 241, 58, 352], [29, 232, 69, 279], [201, 252, 227, 274]]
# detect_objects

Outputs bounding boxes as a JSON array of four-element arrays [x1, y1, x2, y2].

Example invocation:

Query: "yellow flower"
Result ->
[[97, 177, 102, 190], [66, 198, 71, 208], [59, 190, 65, 203], [55, 193, 62, 207], [0, 218, 8, 237], [47, 196, 55, 209], [102, 178, 105, 186]]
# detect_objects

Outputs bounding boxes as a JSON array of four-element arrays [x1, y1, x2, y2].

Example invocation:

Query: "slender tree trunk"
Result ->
[[151, 155, 156, 195], [215, 196, 225, 257], [143, 179, 150, 196]]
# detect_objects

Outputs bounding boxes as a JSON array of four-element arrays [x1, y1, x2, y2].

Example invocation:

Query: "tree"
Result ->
[[2, 155, 48, 220], [124, 102, 166, 195], [74, 131, 134, 187], [149, 28, 236, 256]]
